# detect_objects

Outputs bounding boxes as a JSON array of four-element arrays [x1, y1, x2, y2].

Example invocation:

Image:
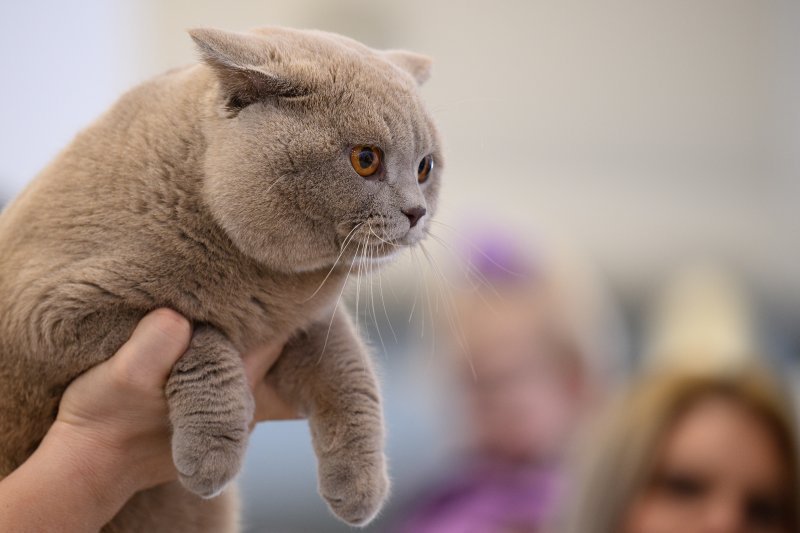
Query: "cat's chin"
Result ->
[[353, 248, 402, 266]]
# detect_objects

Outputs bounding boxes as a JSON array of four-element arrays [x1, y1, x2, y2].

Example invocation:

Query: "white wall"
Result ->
[[0, 1, 146, 201]]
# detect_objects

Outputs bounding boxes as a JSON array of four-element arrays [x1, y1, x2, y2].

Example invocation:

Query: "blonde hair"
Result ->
[[567, 365, 800, 533]]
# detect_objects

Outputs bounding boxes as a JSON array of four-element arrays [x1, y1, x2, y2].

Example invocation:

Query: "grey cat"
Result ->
[[0, 26, 441, 531]]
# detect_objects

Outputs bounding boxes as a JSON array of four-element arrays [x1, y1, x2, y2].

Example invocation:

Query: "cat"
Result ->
[[0, 26, 441, 531]]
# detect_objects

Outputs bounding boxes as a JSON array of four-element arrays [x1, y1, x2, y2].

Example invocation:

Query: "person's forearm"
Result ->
[[0, 422, 136, 532]]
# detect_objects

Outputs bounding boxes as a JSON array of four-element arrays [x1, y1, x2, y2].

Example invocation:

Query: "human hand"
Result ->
[[47, 309, 297, 501], [0, 309, 297, 532], [242, 331, 300, 425]]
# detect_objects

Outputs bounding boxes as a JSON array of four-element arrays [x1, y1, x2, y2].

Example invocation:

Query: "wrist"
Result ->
[[40, 421, 141, 517], [0, 422, 141, 533]]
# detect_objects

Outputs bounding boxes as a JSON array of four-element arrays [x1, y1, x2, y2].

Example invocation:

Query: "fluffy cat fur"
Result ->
[[0, 26, 441, 531]]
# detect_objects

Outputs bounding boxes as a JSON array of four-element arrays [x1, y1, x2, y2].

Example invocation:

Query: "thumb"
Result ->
[[111, 309, 193, 388], [242, 339, 287, 390]]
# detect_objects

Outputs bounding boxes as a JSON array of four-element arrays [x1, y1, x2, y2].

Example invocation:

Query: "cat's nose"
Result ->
[[402, 206, 426, 228]]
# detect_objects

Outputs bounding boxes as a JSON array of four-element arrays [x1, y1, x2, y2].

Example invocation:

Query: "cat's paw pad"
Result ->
[[172, 427, 248, 498], [318, 451, 390, 526]]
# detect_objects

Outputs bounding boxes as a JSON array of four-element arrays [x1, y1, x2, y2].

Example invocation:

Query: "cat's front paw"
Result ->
[[318, 450, 390, 526], [172, 424, 249, 498]]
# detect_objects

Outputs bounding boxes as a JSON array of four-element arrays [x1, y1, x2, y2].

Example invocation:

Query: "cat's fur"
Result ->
[[0, 26, 441, 531]]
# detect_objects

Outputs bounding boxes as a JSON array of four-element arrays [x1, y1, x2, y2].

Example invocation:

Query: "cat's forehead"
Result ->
[[328, 80, 435, 158], [246, 27, 437, 151], [249, 28, 375, 67], [247, 27, 417, 89]]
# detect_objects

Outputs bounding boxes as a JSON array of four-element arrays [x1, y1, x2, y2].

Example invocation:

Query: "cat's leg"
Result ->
[[270, 311, 389, 525], [166, 326, 253, 498]]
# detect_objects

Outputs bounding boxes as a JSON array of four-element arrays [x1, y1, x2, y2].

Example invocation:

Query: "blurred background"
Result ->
[[1, 1, 798, 531]]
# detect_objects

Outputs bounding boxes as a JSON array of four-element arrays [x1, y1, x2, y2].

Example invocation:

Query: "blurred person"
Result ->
[[566, 366, 799, 533], [395, 233, 624, 533], [567, 264, 799, 533]]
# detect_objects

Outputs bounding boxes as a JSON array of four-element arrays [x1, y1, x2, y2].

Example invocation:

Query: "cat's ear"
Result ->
[[188, 27, 308, 110], [383, 50, 433, 85]]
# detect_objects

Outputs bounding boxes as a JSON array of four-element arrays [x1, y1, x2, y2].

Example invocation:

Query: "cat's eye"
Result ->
[[417, 155, 434, 184], [350, 145, 382, 178]]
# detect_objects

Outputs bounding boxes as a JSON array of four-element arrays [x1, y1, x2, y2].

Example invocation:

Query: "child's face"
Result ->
[[458, 286, 586, 462]]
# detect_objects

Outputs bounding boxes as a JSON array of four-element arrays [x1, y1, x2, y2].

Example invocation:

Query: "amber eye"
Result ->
[[350, 145, 382, 178], [417, 155, 434, 184]]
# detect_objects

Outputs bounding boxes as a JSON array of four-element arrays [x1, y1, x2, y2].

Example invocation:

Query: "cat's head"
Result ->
[[193, 27, 442, 273]]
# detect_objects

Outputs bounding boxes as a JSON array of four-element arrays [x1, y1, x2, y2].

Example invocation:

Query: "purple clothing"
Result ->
[[457, 228, 540, 283], [397, 458, 562, 533]]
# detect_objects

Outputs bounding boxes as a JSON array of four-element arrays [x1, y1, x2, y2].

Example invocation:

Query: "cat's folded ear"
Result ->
[[189, 27, 309, 111], [383, 50, 433, 85]]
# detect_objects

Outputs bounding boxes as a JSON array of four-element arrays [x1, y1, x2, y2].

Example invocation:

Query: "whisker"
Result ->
[[420, 242, 477, 380], [426, 231, 505, 316], [366, 227, 403, 248], [303, 222, 363, 302], [418, 246, 436, 352], [318, 232, 363, 364], [411, 248, 426, 339], [423, 233, 489, 293], [367, 240, 389, 358], [377, 257, 398, 344], [430, 220, 524, 278], [367, 222, 399, 345], [264, 171, 294, 196], [408, 270, 419, 325], [354, 233, 366, 337]]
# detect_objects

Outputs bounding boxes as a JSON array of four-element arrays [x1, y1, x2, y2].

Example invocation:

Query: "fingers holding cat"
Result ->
[[107, 308, 193, 390], [54, 308, 300, 501], [242, 336, 301, 424], [54, 309, 194, 497]]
